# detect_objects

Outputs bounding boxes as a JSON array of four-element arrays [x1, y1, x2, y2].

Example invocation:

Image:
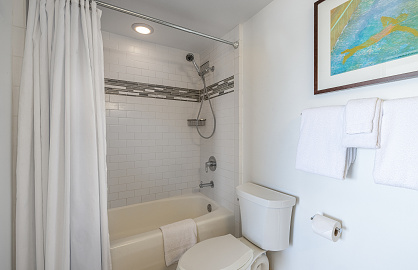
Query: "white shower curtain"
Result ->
[[16, 0, 111, 269]]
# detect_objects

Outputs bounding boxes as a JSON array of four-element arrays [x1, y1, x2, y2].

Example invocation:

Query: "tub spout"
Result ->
[[199, 181, 214, 188]]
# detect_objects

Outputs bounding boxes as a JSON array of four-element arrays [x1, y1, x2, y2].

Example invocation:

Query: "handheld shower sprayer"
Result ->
[[186, 53, 215, 77], [186, 53, 201, 75], [186, 52, 216, 139], [185, 53, 194, 62]]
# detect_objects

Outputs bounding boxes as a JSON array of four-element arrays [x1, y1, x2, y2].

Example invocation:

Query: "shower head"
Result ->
[[186, 53, 194, 62], [186, 53, 201, 75]]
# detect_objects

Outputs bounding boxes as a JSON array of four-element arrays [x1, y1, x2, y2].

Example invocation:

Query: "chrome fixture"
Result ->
[[186, 53, 201, 74], [205, 156, 217, 173], [199, 181, 214, 188], [199, 61, 215, 77], [311, 214, 342, 236], [187, 119, 206, 126], [95, 1, 239, 49], [187, 53, 216, 139], [186, 54, 215, 77]]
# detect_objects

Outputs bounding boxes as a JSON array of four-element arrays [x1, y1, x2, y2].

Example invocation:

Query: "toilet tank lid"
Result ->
[[236, 183, 296, 208]]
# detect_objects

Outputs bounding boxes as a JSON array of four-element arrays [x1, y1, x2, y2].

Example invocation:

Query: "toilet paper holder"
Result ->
[[311, 214, 342, 235]]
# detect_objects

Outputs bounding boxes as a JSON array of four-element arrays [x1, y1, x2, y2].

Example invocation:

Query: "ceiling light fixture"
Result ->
[[131, 23, 154, 35]]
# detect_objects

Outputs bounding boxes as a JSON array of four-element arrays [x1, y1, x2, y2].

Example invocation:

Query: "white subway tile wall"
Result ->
[[199, 26, 243, 237], [103, 29, 244, 229], [103, 32, 207, 208], [105, 94, 201, 208], [102, 31, 203, 90]]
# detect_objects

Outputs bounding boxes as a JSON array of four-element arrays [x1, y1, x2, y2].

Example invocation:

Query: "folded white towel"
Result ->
[[373, 97, 418, 190], [342, 98, 383, 148], [160, 219, 197, 266], [296, 106, 356, 180], [345, 97, 379, 134]]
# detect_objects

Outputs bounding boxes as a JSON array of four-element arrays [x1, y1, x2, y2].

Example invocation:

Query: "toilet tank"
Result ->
[[236, 183, 296, 251]]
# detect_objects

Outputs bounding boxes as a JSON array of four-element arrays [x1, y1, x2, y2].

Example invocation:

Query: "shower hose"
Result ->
[[196, 75, 216, 139]]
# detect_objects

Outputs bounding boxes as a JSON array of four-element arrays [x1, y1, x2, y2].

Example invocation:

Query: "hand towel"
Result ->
[[373, 97, 418, 190], [296, 106, 356, 180], [160, 219, 197, 266], [345, 97, 379, 134], [342, 98, 383, 148]]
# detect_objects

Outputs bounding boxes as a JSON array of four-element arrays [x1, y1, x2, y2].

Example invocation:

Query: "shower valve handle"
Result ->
[[205, 156, 217, 173]]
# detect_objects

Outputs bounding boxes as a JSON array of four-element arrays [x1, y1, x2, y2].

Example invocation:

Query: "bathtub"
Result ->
[[108, 193, 234, 270]]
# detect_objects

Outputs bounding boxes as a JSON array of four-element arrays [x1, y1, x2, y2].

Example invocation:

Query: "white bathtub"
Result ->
[[108, 193, 234, 270]]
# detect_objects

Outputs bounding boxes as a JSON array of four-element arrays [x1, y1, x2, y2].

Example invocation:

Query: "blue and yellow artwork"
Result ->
[[330, 0, 418, 76]]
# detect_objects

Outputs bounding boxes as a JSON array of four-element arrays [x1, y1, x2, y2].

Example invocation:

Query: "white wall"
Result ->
[[0, 0, 13, 268], [243, 0, 418, 269]]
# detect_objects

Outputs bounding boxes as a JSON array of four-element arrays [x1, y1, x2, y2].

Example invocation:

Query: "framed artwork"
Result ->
[[314, 0, 418, 94]]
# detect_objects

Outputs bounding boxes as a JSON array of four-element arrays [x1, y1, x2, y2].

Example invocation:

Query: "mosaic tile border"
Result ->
[[203, 76, 234, 100], [105, 78, 200, 102], [105, 76, 234, 102]]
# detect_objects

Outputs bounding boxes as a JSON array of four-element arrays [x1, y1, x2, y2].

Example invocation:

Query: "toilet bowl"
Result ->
[[177, 183, 296, 270]]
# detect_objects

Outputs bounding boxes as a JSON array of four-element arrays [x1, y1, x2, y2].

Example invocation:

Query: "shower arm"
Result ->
[[95, 1, 239, 49]]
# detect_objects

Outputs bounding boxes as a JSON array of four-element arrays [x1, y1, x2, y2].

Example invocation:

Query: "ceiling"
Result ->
[[100, 0, 274, 54]]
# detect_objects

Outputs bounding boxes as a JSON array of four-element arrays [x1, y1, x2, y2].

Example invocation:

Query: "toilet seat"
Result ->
[[177, 234, 253, 270]]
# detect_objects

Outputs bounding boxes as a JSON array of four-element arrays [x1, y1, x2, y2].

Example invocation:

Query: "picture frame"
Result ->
[[314, 0, 418, 94]]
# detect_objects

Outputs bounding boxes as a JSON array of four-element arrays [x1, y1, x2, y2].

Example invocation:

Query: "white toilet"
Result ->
[[177, 182, 296, 270]]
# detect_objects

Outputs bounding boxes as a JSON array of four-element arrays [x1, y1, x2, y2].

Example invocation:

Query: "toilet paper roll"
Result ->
[[311, 214, 341, 242], [251, 254, 269, 270]]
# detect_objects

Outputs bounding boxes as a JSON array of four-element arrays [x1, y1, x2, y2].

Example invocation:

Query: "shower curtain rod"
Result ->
[[95, 1, 239, 49]]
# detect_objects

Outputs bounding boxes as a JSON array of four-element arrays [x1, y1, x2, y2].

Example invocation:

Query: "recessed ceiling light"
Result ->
[[131, 23, 154, 35]]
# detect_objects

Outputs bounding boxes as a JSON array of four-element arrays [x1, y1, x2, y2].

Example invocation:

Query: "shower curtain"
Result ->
[[15, 0, 111, 269]]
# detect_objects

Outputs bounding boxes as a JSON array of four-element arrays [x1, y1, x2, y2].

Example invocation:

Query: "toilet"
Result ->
[[177, 182, 296, 270]]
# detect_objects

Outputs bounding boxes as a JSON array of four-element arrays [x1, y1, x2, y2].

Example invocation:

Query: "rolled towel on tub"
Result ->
[[160, 219, 197, 266], [296, 106, 356, 180], [373, 97, 418, 190]]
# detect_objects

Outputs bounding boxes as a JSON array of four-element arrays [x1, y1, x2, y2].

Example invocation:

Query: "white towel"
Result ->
[[160, 219, 197, 266], [345, 97, 379, 134], [342, 98, 383, 148], [373, 97, 418, 190], [296, 106, 356, 180]]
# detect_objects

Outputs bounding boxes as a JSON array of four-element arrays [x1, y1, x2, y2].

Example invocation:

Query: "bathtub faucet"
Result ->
[[199, 181, 214, 188]]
